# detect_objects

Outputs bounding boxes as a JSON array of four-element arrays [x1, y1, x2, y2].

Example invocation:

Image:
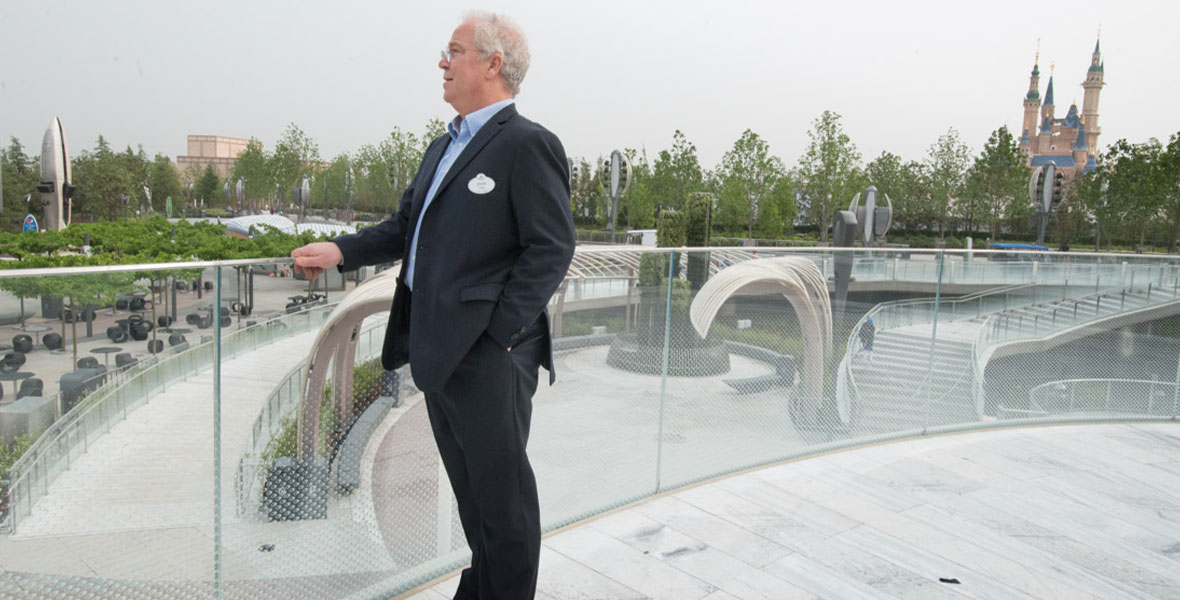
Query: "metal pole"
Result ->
[[213, 266, 223, 600], [655, 252, 674, 492]]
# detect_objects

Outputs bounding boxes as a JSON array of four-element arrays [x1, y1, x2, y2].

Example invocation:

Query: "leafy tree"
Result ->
[[618, 147, 651, 229], [925, 128, 971, 238], [648, 130, 703, 213], [193, 164, 221, 209], [1159, 133, 1180, 252], [896, 161, 932, 231], [118, 145, 151, 213], [71, 136, 135, 221], [270, 123, 322, 208], [964, 126, 1027, 243], [568, 156, 601, 226], [422, 118, 446, 144], [1074, 165, 1112, 250], [230, 139, 274, 214], [866, 151, 906, 226], [797, 111, 862, 242], [147, 154, 182, 214], [716, 129, 787, 239], [2, 137, 41, 230], [1104, 138, 1164, 251]]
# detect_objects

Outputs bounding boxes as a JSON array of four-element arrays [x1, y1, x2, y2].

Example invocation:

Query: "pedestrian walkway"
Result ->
[[411, 422, 1180, 600]]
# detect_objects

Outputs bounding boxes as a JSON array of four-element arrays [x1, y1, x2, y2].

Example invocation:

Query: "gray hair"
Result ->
[[464, 11, 530, 96]]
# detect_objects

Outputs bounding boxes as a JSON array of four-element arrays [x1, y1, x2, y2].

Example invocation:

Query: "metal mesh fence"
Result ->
[[0, 249, 1178, 598]]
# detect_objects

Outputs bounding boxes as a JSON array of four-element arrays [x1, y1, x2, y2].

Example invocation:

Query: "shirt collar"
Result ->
[[448, 99, 515, 143]]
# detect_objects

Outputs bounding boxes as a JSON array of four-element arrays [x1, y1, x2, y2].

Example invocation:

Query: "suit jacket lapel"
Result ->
[[410, 136, 450, 222], [432, 104, 516, 200]]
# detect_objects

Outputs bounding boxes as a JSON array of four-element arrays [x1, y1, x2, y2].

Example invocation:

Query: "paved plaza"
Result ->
[[414, 423, 1180, 600]]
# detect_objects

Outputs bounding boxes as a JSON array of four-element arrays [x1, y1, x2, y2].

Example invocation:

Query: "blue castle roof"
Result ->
[[1084, 155, 1098, 173], [1064, 105, 1080, 128], [1073, 124, 1088, 150], [1030, 155, 1076, 168]]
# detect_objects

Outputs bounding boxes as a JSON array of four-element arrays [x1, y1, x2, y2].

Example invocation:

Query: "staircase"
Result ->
[[983, 286, 1160, 343], [842, 282, 1180, 434], [847, 321, 981, 433]]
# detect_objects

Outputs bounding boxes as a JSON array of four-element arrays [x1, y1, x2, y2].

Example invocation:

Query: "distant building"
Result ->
[[176, 135, 252, 180], [1018, 38, 1105, 179]]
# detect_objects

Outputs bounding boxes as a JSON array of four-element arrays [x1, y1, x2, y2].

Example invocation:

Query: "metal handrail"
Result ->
[[1012, 378, 1180, 418], [972, 263, 1180, 415], [838, 261, 1169, 425]]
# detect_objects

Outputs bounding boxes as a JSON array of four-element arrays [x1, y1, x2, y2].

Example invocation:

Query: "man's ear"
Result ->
[[486, 54, 503, 79]]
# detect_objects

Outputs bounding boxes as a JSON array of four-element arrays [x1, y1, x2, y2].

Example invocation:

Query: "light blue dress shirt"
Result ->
[[405, 99, 515, 290]]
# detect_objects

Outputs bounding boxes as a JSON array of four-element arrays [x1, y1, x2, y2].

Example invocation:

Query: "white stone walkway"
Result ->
[[412, 423, 1180, 600]]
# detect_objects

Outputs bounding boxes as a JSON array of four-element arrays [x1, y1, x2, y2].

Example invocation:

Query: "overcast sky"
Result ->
[[2, 0, 1177, 171]]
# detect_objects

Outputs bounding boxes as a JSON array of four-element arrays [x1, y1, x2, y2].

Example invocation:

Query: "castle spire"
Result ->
[[1026, 42, 1042, 101], [1073, 118, 1088, 150], [1090, 32, 1103, 72], [1044, 74, 1055, 106]]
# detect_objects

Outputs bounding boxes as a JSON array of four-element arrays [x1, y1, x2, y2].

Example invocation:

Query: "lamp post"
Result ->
[[345, 165, 353, 223], [235, 177, 246, 215]]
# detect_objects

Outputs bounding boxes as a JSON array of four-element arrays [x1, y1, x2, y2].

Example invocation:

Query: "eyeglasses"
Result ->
[[440, 46, 471, 63]]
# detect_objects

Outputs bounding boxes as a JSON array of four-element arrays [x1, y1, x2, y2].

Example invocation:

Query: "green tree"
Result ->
[[230, 139, 274, 214], [2, 137, 41, 230], [568, 156, 601, 226], [1159, 133, 1180, 252], [924, 128, 971, 238], [118, 145, 151, 213], [193, 164, 221, 209], [648, 130, 703, 213], [1104, 138, 1165, 251], [797, 111, 862, 242], [964, 126, 1027, 243], [147, 154, 182, 215], [270, 123, 321, 206], [70, 135, 135, 221], [716, 129, 787, 239], [866, 151, 905, 214]]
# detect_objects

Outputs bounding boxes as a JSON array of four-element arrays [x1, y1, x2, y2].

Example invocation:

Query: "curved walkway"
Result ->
[[412, 422, 1180, 600]]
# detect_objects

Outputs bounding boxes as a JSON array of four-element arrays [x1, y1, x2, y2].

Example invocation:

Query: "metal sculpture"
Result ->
[[36, 117, 73, 230], [689, 257, 833, 421]]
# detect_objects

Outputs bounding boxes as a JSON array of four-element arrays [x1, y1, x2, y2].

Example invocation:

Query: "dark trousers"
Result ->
[[423, 316, 546, 600]]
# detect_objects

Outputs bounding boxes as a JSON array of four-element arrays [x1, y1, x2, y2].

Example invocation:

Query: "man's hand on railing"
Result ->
[[291, 242, 343, 279]]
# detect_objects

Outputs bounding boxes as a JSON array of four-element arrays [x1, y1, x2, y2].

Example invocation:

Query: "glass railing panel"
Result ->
[[656, 248, 838, 489], [535, 250, 667, 522], [0, 265, 220, 598], [3, 250, 1179, 599]]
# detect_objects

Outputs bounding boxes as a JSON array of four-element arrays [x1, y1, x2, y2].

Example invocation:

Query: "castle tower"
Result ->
[[1072, 117, 1089, 169], [1021, 51, 1042, 153], [1081, 37, 1104, 151], [1038, 72, 1055, 153]]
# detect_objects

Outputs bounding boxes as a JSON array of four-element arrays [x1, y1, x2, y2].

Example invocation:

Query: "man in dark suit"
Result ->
[[292, 11, 574, 600]]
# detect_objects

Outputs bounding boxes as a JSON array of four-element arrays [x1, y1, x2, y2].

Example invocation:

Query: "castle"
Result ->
[[1019, 38, 1105, 178]]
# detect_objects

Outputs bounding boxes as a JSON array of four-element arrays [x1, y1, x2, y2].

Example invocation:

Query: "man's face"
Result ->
[[439, 21, 491, 116]]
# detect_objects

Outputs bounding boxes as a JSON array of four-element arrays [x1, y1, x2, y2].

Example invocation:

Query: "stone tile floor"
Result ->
[[411, 423, 1180, 600]]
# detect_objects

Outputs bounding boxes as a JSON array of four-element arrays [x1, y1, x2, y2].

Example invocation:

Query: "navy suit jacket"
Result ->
[[333, 104, 575, 392]]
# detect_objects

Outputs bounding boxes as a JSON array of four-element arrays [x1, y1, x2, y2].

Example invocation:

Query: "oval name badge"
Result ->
[[468, 173, 496, 195]]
